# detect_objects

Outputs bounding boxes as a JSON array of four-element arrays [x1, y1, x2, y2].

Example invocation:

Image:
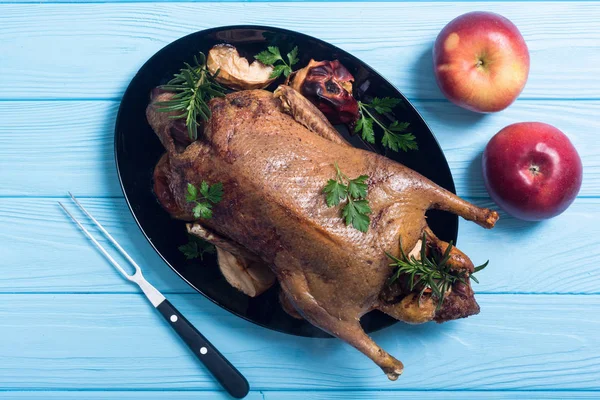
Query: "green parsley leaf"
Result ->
[[323, 179, 348, 207], [370, 97, 402, 114], [199, 181, 210, 197], [178, 235, 216, 260], [356, 100, 417, 152], [354, 115, 375, 144], [354, 116, 362, 131], [342, 199, 372, 233], [287, 46, 299, 67], [352, 199, 372, 215], [389, 120, 410, 132], [352, 212, 371, 233], [256, 46, 299, 79], [206, 182, 224, 204], [185, 181, 223, 220], [282, 65, 293, 78], [270, 64, 289, 79], [186, 182, 198, 202], [193, 202, 213, 219], [323, 164, 371, 233], [347, 175, 368, 199], [179, 241, 201, 260], [381, 121, 417, 151], [254, 46, 282, 65], [382, 130, 418, 152]]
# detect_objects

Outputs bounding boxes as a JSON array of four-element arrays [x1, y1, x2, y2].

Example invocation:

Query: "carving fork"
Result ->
[[59, 193, 250, 399]]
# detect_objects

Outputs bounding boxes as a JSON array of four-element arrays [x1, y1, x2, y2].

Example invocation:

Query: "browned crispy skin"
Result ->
[[147, 87, 498, 380]]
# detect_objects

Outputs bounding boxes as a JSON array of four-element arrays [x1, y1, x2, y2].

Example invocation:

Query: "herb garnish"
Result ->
[[323, 162, 372, 233], [185, 182, 224, 219], [386, 233, 488, 310], [179, 234, 215, 260], [156, 52, 227, 141], [355, 97, 418, 152], [254, 46, 299, 79]]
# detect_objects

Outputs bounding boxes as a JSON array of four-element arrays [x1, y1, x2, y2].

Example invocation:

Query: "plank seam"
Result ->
[[1, 389, 600, 393], [266, 390, 600, 393], [2, 0, 600, 3]]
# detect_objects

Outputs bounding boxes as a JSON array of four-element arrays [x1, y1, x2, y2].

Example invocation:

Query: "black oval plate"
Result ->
[[115, 25, 458, 338]]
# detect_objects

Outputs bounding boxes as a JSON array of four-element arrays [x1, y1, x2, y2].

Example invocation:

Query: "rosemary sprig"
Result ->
[[386, 233, 488, 310], [156, 52, 226, 141]]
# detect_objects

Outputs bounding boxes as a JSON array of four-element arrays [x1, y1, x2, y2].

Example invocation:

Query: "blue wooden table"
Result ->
[[2, 1, 600, 399]]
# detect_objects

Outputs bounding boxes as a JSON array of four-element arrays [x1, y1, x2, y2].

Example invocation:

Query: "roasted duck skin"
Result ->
[[147, 85, 498, 380]]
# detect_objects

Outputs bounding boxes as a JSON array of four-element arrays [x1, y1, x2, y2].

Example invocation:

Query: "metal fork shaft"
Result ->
[[58, 201, 165, 306], [58, 202, 132, 280]]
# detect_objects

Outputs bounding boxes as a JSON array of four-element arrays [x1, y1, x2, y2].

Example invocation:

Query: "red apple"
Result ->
[[433, 11, 530, 113], [482, 122, 582, 221]]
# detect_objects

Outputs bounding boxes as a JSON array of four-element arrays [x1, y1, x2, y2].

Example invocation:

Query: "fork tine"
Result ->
[[68, 192, 141, 273], [58, 201, 134, 280]]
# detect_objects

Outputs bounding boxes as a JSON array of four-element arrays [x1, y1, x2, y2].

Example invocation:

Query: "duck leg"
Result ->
[[429, 189, 499, 228], [278, 265, 404, 380], [274, 85, 350, 146]]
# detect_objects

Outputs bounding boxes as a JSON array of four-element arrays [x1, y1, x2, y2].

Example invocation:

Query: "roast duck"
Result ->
[[148, 74, 498, 379]]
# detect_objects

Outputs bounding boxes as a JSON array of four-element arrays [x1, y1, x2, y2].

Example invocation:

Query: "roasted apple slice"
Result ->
[[287, 59, 359, 126], [207, 44, 275, 90], [215, 247, 276, 297], [186, 222, 276, 297]]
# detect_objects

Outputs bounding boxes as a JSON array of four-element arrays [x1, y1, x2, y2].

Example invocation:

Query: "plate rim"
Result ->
[[114, 24, 458, 337]]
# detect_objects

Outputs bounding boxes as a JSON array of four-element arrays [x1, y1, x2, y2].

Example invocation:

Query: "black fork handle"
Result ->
[[156, 299, 250, 398]]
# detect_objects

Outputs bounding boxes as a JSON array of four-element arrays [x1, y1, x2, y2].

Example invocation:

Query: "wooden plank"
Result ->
[[0, 100, 597, 198], [3, 391, 600, 400], [0, 393, 263, 400], [2, 196, 600, 293], [0, 101, 122, 197], [0, 197, 194, 293], [0, 293, 599, 390], [0, 3, 598, 99], [262, 391, 600, 399], [5, 0, 592, 3], [457, 198, 600, 294]]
